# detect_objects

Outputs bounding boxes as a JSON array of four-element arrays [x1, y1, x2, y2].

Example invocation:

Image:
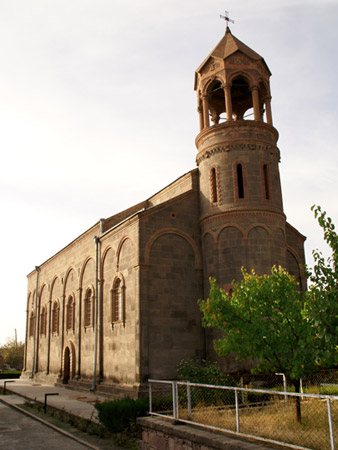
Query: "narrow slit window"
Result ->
[[29, 311, 35, 337], [113, 279, 123, 322], [66, 296, 74, 331], [40, 306, 47, 336], [237, 164, 244, 199], [211, 168, 218, 203], [84, 288, 92, 327], [52, 301, 59, 334], [112, 277, 125, 324], [263, 164, 270, 200]]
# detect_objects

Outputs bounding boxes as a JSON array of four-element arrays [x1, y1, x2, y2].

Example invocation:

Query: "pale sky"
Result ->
[[0, 0, 337, 345]]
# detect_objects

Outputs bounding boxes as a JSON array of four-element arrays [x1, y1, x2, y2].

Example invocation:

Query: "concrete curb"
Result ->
[[0, 396, 100, 450]]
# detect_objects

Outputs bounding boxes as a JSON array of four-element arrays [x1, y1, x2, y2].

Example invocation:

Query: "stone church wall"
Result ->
[[25, 223, 101, 381], [138, 183, 205, 382], [147, 170, 198, 208], [24, 217, 141, 391], [100, 225, 138, 388]]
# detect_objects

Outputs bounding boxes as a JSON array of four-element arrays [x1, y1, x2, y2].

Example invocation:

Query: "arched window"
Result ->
[[263, 163, 270, 200], [237, 163, 244, 199], [84, 288, 93, 327], [112, 278, 125, 323], [40, 306, 47, 336], [52, 301, 59, 334], [29, 311, 35, 338], [66, 295, 74, 331]]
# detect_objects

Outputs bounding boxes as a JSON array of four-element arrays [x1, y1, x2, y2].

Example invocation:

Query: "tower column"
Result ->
[[202, 95, 210, 129], [265, 96, 273, 125], [197, 102, 204, 131], [224, 84, 233, 121], [251, 86, 261, 121]]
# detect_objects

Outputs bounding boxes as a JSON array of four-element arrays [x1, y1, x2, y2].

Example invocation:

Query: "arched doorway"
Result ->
[[63, 347, 70, 384], [62, 342, 75, 384]]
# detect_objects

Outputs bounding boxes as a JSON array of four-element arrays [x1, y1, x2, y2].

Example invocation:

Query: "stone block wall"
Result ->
[[24, 217, 140, 392], [138, 183, 205, 382], [137, 417, 275, 450]]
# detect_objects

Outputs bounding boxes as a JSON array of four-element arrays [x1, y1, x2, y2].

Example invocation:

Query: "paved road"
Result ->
[[0, 401, 90, 449]]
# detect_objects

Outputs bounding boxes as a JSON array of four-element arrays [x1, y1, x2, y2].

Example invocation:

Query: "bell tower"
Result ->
[[195, 27, 305, 296]]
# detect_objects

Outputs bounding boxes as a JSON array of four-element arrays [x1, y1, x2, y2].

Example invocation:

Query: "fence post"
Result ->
[[43, 393, 59, 413], [300, 378, 304, 400], [327, 398, 335, 450], [235, 388, 240, 433], [276, 373, 288, 404], [283, 374, 288, 404], [240, 376, 245, 404], [187, 382, 192, 420], [172, 381, 177, 419], [3, 380, 15, 395], [175, 382, 179, 418], [149, 382, 152, 414]]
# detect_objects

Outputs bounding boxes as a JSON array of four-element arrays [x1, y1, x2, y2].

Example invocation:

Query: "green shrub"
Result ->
[[176, 359, 236, 407], [95, 397, 148, 432], [0, 371, 21, 379], [176, 359, 235, 386], [246, 390, 271, 404], [151, 395, 172, 412]]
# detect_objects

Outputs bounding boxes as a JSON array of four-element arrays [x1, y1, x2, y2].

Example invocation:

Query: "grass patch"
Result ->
[[22, 400, 138, 449], [0, 387, 11, 395], [179, 397, 336, 450], [319, 385, 338, 396]]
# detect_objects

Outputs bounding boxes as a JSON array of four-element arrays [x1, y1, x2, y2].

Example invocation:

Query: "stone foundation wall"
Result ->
[[137, 417, 275, 450]]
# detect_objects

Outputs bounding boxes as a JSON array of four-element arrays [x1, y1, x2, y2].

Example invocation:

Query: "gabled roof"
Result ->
[[194, 28, 271, 89]]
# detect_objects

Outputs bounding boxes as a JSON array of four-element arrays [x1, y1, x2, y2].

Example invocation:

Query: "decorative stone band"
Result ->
[[199, 207, 286, 228], [196, 143, 281, 165]]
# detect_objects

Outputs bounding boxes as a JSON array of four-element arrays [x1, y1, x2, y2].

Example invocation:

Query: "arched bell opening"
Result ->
[[258, 80, 272, 124], [207, 80, 225, 125], [231, 77, 252, 120], [230, 77, 271, 123]]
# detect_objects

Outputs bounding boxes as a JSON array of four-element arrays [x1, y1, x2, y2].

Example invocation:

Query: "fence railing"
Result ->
[[177, 369, 338, 394], [148, 379, 338, 450]]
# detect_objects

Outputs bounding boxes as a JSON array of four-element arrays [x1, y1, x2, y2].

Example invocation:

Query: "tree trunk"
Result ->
[[292, 379, 302, 423]]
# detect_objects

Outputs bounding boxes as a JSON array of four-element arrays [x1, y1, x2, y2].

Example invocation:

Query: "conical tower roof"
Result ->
[[194, 28, 271, 89]]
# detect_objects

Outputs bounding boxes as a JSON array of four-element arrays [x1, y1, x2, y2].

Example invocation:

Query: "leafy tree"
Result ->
[[0, 338, 24, 370], [305, 205, 338, 368], [199, 266, 315, 422], [198, 206, 338, 422]]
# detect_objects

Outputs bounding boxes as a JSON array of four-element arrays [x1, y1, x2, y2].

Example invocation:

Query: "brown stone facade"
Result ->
[[23, 28, 306, 395], [23, 172, 205, 396]]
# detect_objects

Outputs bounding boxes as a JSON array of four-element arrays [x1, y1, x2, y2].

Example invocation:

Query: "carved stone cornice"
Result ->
[[196, 143, 280, 165], [195, 120, 279, 149]]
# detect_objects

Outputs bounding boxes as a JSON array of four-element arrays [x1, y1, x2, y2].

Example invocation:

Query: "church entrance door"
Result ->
[[63, 347, 70, 384]]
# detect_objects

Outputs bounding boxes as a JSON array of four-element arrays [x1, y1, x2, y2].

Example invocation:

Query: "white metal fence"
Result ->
[[148, 379, 338, 450]]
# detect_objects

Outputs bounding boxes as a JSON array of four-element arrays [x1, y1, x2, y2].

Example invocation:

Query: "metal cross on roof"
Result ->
[[220, 10, 235, 30]]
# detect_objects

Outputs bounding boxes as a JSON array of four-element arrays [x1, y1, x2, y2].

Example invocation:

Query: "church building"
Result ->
[[23, 27, 306, 397]]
